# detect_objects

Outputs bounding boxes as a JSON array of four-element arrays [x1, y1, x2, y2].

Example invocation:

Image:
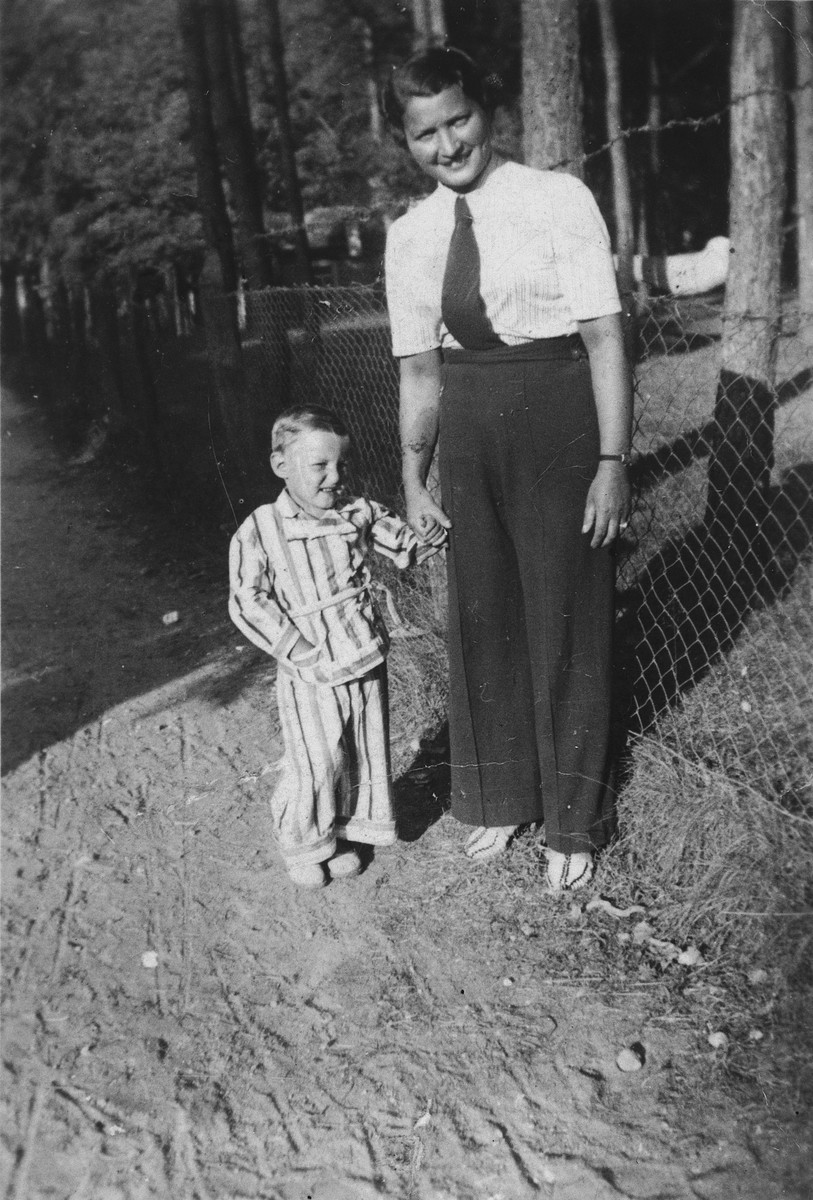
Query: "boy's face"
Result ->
[[270, 429, 351, 518]]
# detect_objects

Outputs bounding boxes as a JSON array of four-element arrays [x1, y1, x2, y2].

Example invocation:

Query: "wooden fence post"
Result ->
[[199, 263, 271, 519], [705, 1, 786, 594]]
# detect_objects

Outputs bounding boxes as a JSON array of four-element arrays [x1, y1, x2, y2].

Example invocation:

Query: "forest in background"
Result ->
[[1, 0, 738, 300], [1, 0, 807, 570]]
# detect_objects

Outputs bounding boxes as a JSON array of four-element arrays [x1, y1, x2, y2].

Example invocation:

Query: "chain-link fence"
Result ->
[[225, 285, 402, 505], [205, 283, 813, 810], [9, 275, 811, 808]]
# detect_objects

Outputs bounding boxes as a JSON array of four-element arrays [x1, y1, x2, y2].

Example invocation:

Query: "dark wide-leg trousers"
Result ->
[[439, 337, 616, 854]]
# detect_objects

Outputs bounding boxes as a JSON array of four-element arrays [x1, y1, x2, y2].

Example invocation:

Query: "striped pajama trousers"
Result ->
[[273, 663, 397, 867]]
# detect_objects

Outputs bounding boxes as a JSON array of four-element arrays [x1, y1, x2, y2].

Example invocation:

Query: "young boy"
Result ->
[[228, 406, 445, 889]]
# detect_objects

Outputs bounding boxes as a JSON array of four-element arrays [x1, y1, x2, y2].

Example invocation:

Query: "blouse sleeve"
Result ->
[[385, 216, 443, 358], [550, 176, 621, 323]]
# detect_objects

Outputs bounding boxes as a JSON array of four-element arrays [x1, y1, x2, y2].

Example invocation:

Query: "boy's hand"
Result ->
[[418, 523, 448, 548], [420, 524, 448, 549], [405, 484, 451, 545]]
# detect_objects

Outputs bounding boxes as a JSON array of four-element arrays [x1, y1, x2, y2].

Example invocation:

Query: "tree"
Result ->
[[255, 0, 415, 213], [0, 0, 82, 270], [793, 2, 813, 342], [410, 0, 447, 49], [1, 0, 203, 287], [177, 0, 238, 292], [641, 7, 664, 258], [705, 1, 787, 556], [595, 0, 635, 337], [263, 0, 313, 283], [198, 0, 275, 288], [521, 0, 584, 176]]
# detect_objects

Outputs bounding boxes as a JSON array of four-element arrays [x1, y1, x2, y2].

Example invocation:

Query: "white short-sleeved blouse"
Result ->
[[385, 160, 621, 358]]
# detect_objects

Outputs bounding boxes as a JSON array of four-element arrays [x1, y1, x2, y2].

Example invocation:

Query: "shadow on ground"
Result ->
[[616, 460, 813, 736], [1, 379, 252, 774]]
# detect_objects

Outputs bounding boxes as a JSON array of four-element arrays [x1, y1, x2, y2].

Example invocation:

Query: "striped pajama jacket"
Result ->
[[229, 489, 437, 866]]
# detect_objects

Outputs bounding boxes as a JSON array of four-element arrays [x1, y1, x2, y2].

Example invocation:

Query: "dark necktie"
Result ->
[[441, 195, 503, 350]]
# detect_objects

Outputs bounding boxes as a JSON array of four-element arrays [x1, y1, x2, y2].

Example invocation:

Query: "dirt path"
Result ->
[[2, 383, 809, 1199]]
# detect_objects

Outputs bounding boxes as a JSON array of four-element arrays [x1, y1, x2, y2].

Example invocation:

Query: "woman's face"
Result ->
[[402, 84, 494, 193]]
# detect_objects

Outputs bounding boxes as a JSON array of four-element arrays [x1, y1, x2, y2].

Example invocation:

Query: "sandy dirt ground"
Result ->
[[2, 383, 810, 1199]]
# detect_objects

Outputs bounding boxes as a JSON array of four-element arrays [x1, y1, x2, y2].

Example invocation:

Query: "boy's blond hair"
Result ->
[[271, 406, 350, 453]]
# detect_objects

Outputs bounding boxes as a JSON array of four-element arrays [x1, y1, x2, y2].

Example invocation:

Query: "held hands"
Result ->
[[405, 484, 452, 547], [582, 461, 631, 549]]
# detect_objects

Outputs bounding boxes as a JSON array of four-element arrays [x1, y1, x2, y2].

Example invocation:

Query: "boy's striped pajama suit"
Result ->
[[229, 491, 434, 867]]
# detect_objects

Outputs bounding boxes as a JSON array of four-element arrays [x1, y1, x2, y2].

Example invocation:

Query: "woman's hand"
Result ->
[[582, 461, 631, 549], [405, 483, 452, 545], [576, 312, 633, 549], [398, 349, 449, 545]]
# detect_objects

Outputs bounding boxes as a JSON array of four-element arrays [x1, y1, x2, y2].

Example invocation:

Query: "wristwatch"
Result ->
[[599, 452, 632, 465]]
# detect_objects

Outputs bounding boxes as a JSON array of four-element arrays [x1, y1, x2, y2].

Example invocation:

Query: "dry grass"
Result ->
[[600, 739, 813, 967], [374, 560, 449, 776], [387, 629, 448, 775], [603, 548, 813, 957]]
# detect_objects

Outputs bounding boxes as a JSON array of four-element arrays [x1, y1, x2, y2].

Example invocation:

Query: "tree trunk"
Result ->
[[199, 0, 274, 289], [223, 0, 253, 137], [705, 1, 787, 578], [357, 18, 382, 143], [263, 0, 313, 285], [177, 0, 238, 294], [89, 282, 128, 428], [521, 0, 584, 177], [793, 2, 813, 341], [719, 4, 787, 385], [643, 9, 665, 260], [410, 0, 446, 49], [1, 260, 22, 355], [52, 275, 72, 352], [595, 0, 636, 349]]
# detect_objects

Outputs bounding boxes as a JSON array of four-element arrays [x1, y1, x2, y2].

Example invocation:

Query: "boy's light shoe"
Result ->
[[544, 849, 594, 893], [464, 824, 517, 861], [288, 862, 327, 889], [327, 848, 362, 880]]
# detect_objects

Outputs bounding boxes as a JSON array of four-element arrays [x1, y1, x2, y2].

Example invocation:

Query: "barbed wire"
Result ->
[[255, 80, 813, 235], [551, 77, 812, 171]]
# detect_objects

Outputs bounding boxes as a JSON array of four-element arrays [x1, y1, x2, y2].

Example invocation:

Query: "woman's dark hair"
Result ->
[[381, 47, 500, 140]]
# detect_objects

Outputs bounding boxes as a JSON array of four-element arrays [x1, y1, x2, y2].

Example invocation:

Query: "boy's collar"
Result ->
[[277, 488, 361, 522]]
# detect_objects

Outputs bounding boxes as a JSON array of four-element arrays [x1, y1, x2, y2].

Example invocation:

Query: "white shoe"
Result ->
[[464, 824, 517, 861], [327, 848, 362, 880], [288, 862, 327, 889], [545, 849, 594, 893]]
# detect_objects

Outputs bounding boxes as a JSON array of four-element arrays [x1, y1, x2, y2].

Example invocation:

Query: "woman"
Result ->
[[383, 48, 632, 892]]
